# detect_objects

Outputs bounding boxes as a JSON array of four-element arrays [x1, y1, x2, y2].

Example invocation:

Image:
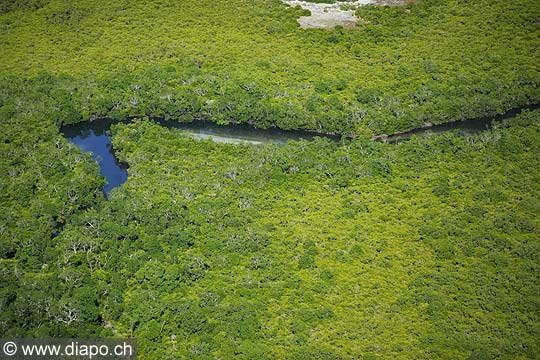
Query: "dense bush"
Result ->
[[3, 72, 539, 356], [1, 0, 539, 135], [2, 0, 540, 358]]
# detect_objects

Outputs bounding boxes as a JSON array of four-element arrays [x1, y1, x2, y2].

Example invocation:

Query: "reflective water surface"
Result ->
[[62, 106, 537, 195]]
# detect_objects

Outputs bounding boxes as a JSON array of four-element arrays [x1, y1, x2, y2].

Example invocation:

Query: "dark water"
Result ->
[[61, 120, 128, 197], [62, 105, 537, 196], [385, 105, 540, 143], [61, 119, 332, 196], [154, 119, 331, 144]]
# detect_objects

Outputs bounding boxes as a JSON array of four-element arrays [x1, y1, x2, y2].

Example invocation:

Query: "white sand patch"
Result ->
[[282, 0, 405, 29]]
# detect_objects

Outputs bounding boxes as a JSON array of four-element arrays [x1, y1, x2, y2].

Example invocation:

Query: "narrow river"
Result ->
[[61, 106, 536, 196], [61, 119, 333, 196]]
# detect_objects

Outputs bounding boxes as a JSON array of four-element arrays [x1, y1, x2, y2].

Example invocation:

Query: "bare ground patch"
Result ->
[[282, 0, 410, 29]]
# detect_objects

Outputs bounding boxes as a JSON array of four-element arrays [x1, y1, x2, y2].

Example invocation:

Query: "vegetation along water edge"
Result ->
[[1, 0, 540, 359]]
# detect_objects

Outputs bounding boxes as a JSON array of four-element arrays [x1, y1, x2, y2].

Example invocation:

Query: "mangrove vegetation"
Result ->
[[1, 0, 539, 359]]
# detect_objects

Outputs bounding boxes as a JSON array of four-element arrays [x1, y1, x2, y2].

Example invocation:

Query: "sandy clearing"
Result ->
[[282, 0, 408, 29]]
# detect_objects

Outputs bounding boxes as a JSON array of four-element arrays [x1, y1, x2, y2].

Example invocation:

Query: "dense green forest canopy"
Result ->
[[1, 0, 539, 134], [1, 0, 540, 359], [2, 75, 540, 358]]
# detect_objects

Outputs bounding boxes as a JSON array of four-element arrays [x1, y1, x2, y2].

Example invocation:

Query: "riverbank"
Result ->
[[59, 103, 538, 197], [372, 103, 540, 142], [3, 0, 539, 136]]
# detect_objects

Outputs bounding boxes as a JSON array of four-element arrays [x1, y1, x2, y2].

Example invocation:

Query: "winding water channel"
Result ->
[[61, 119, 334, 196], [61, 106, 536, 196]]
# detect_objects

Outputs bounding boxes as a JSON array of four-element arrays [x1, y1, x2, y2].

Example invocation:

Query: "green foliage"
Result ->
[[0, 0, 48, 14], [1, 0, 540, 358], [5, 107, 539, 357], [0, 0, 538, 134]]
